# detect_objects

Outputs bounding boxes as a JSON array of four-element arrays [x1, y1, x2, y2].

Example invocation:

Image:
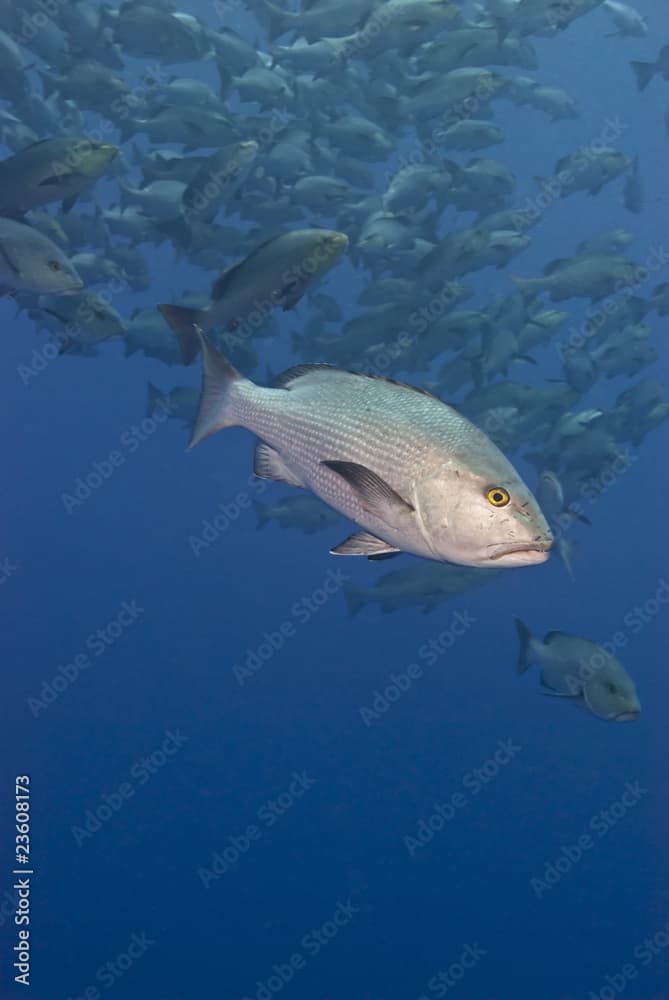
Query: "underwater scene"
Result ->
[[2, 0, 668, 998]]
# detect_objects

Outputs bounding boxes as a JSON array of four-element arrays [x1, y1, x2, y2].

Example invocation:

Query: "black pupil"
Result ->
[[493, 492, 503, 502]]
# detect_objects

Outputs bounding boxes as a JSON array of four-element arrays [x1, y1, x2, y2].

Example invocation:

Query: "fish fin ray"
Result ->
[[514, 617, 535, 675], [330, 531, 400, 558], [254, 443, 305, 487], [157, 304, 202, 364], [322, 461, 414, 519], [189, 327, 244, 448]]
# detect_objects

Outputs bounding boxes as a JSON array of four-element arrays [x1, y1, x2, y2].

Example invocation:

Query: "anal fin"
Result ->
[[330, 531, 400, 559], [254, 442, 305, 488]]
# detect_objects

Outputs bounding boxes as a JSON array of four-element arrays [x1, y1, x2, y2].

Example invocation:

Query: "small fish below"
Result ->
[[254, 495, 342, 535], [515, 619, 641, 722], [187, 328, 553, 568]]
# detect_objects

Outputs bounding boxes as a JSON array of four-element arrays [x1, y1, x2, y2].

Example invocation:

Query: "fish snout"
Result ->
[[485, 538, 553, 566], [615, 706, 641, 722]]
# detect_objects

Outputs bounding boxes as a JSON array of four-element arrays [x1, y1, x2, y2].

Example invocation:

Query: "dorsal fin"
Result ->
[[210, 260, 245, 300], [271, 363, 443, 401], [272, 363, 344, 388], [210, 236, 280, 300]]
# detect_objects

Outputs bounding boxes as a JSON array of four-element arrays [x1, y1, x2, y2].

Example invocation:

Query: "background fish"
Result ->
[[515, 618, 641, 721]]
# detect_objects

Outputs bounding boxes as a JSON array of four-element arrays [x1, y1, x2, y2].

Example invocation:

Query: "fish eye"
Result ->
[[607, 682, 618, 694], [48, 260, 63, 271], [486, 487, 510, 507]]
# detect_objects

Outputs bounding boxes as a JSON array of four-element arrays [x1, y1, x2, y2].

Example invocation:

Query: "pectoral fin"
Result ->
[[0, 240, 20, 277], [62, 193, 79, 214], [539, 690, 579, 698], [322, 461, 414, 521], [330, 531, 400, 559]]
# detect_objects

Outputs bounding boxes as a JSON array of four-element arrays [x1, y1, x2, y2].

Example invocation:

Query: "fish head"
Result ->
[[34, 253, 85, 294], [583, 664, 641, 722], [416, 444, 554, 568], [306, 230, 349, 273], [607, 151, 632, 175], [79, 141, 119, 176]]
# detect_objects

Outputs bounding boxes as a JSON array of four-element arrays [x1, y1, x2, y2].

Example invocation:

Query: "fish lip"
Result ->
[[615, 709, 641, 722], [486, 540, 553, 562]]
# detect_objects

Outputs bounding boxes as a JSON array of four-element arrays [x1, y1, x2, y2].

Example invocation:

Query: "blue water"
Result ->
[[2, 1, 669, 998]]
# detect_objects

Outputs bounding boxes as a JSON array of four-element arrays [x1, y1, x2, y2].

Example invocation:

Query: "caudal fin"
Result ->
[[511, 276, 540, 291], [514, 617, 535, 675], [157, 304, 203, 365], [630, 59, 656, 91], [253, 500, 270, 529], [556, 538, 576, 580], [189, 327, 246, 449], [146, 381, 166, 419]]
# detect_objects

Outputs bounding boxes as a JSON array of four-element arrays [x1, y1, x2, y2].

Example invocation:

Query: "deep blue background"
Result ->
[[2, 1, 668, 998]]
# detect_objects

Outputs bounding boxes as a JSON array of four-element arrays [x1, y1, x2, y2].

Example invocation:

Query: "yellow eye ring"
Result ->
[[487, 487, 510, 507]]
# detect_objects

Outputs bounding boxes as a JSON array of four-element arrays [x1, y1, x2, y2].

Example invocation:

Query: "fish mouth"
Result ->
[[486, 540, 553, 565], [332, 233, 349, 250], [614, 709, 641, 722]]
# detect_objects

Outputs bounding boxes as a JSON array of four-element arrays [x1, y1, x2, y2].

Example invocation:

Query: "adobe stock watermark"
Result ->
[[240, 897, 359, 1000], [71, 729, 189, 846], [510, 115, 629, 233], [60, 402, 174, 514], [27, 600, 144, 717], [64, 931, 156, 1000], [555, 243, 669, 362], [18, 279, 129, 387], [197, 770, 316, 888], [232, 568, 348, 686], [548, 447, 637, 546], [179, 106, 291, 224], [384, 64, 502, 181], [530, 781, 648, 899], [188, 474, 269, 556], [588, 918, 669, 1000], [220, 234, 345, 351], [354, 280, 467, 379], [359, 609, 476, 727], [404, 739, 522, 857], [10, 0, 70, 47], [558, 577, 669, 698], [417, 942, 487, 1000]]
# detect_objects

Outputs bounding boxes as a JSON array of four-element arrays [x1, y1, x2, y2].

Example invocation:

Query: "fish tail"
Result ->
[[256, 0, 293, 41], [146, 381, 167, 419], [493, 16, 510, 45], [556, 538, 576, 580], [514, 617, 535, 675], [343, 583, 366, 619], [253, 500, 270, 529], [566, 506, 591, 526], [511, 275, 540, 291], [157, 304, 203, 364], [189, 327, 248, 449], [630, 59, 656, 91], [39, 70, 57, 99]]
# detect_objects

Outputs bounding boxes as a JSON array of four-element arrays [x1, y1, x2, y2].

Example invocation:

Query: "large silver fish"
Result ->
[[189, 331, 554, 568]]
